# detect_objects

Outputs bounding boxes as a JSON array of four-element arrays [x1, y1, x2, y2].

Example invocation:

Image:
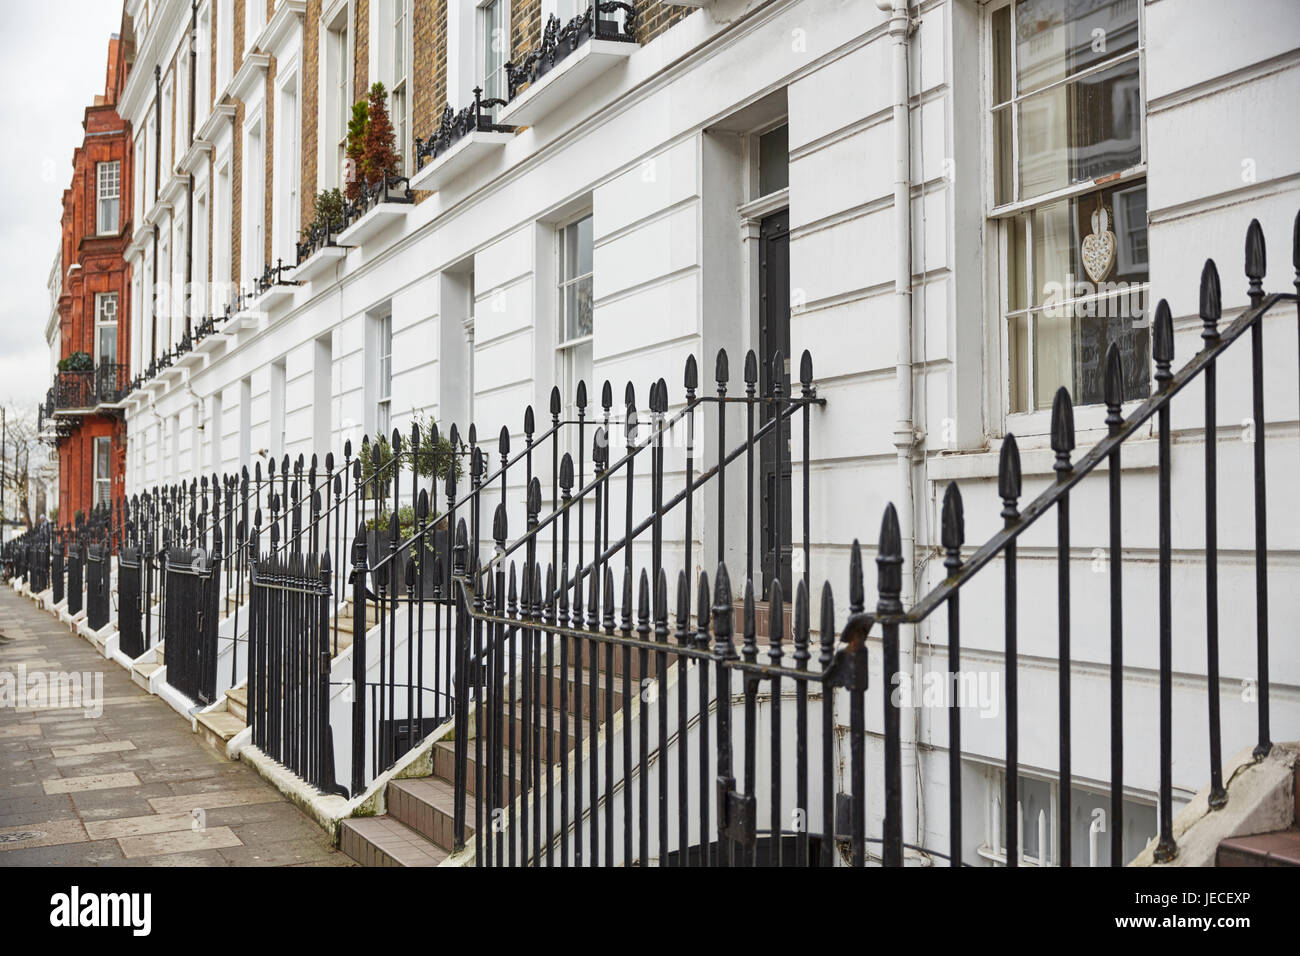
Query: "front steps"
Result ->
[[338, 636, 660, 867], [196, 684, 249, 753]]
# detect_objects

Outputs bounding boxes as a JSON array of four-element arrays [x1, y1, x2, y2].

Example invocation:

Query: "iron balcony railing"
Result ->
[[52, 369, 95, 411], [414, 86, 515, 170], [504, 3, 638, 101]]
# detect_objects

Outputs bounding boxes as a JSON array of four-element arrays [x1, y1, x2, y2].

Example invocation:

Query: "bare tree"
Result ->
[[1, 406, 48, 530]]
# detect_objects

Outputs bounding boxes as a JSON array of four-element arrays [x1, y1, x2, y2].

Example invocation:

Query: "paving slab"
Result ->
[[0, 586, 352, 867]]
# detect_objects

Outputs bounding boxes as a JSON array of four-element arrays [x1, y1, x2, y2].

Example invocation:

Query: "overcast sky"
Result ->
[[0, 1, 125, 419]]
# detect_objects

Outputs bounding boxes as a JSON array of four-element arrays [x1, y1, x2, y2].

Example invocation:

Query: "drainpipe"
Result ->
[[877, 0, 919, 854], [185, 1, 197, 338], [154, 65, 161, 205]]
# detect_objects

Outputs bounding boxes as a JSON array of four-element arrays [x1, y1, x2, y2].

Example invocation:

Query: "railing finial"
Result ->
[[1245, 218, 1266, 301], [1050, 387, 1075, 476], [819, 581, 836, 670], [940, 481, 964, 563], [684, 353, 698, 391], [695, 570, 712, 650], [848, 539, 864, 615], [1153, 299, 1174, 386], [716, 347, 730, 386], [550, 385, 562, 418], [998, 435, 1022, 522], [875, 504, 902, 612], [1200, 258, 1222, 344], [712, 563, 733, 648]]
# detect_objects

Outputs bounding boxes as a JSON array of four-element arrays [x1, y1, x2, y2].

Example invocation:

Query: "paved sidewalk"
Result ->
[[0, 586, 353, 866]]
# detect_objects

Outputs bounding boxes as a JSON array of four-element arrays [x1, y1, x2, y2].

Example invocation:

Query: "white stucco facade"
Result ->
[[114, 0, 1300, 864]]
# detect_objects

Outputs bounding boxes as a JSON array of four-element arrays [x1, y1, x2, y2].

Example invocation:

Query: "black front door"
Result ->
[[759, 209, 792, 600]]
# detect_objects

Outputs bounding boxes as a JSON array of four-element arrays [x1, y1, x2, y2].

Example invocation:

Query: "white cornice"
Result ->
[[259, 1, 306, 61], [197, 103, 237, 144], [159, 172, 191, 208], [119, 0, 192, 123], [230, 53, 272, 104], [178, 138, 213, 174]]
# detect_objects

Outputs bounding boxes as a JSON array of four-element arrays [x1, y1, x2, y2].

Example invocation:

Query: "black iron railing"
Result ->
[[162, 540, 222, 705], [53, 369, 95, 411], [86, 543, 110, 631], [414, 86, 514, 170], [505, 3, 638, 101], [117, 546, 144, 658], [247, 550, 343, 794], [42, 210, 1294, 866]]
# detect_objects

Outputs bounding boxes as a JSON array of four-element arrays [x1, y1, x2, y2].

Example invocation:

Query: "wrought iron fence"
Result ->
[[86, 543, 110, 631], [162, 540, 222, 705], [247, 550, 343, 794], [117, 546, 144, 658], [84, 210, 1298, 867], [52, 538, 64, 605], [414, 86, 513, 169], [66, 542, 83, 617]]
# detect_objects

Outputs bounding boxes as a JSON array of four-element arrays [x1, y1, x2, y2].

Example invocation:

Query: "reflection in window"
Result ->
[[992, 0, 1147, 413]]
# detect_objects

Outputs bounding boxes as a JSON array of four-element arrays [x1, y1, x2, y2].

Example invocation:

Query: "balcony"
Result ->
[[93, 363, 129, 407], [294, 218, 350, 282], [335, 174, 414, 247], [409, 88, 517, 192], [498, 5, 638, 128], [248, 259, 301, 312], [52, 369, 95, 413]]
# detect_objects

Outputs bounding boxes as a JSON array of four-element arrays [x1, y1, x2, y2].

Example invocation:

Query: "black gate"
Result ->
[[86, 544, 110, 631], [27, 542, 49, 593], [66, 544, 83, 617], [248, 551, 340, 793], [164, 545, 221, 705], [117, 546, 144, 658]]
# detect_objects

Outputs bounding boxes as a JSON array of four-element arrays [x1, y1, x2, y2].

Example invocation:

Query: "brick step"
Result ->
[[386, 776, 468, 852], [339, 815, 449, 867], [1216, 829, 1300, 866]]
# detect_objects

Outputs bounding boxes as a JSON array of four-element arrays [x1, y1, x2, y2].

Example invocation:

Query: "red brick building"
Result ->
[[53, 34, 134, 522]]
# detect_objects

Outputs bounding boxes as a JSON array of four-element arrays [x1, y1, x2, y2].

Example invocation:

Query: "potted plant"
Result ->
[[359, 414, 460, 597]]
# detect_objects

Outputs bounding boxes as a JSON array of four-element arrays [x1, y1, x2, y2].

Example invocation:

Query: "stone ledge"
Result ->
[[1130, 741, 1298, 867]]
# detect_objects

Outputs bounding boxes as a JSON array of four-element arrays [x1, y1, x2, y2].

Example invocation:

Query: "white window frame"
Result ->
[[216, 0, 234, 94], [382, 0, 412, 174], [213, 156, 233, 312], [556, 212, 594, 422], [275, 67, 302, 264], [984, 0, 1149, 430], [94, 292, 119, 367], [476, 0, 509, 111], [93, 436, 112, 508], [96, 161, 121, 235], [242, 111, 267, 288], [977, 766, 1158, 868], [376, 311, 393, 439], [322, 1, 353, 192], [245, 0, 266, 54], [196, 2, 212, 129], [161, 76, 174, 179]]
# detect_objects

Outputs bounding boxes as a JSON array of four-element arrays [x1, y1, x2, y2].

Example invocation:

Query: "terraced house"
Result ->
[[23, 0, 1297, 867]]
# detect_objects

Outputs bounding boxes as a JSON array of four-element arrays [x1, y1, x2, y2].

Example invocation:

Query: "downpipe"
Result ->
[[877, 0, 921, 857]]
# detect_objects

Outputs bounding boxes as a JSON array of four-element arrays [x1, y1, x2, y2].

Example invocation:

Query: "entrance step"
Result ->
[[338, 816, 449, 867], [195, 708, 245, 753]]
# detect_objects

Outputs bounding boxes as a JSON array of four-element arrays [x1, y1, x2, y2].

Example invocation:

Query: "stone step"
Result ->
[[131, 659, 162, 691], [225, 684, 248, 722], [195, 709, 245, 753], [339, 815, 449, 867]]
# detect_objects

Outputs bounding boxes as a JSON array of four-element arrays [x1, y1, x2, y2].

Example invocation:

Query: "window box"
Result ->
[[499, 6, 638, 128], [410, 89, 516, 191], [292, 243, 348, 282], [248, 260, 300, 312], [335, 175, 413, 246]]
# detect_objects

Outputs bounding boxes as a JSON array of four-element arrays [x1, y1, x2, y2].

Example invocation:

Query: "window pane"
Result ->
[[992, 106, 1013, 205], [1015, 0, 1140, 96], [758, 124, 789, 195], [992, 4, 1012, 105], [1010, 183, 1150, 411], [1017, 59, 1142, 200], [575, 215, 593, 277], [97, 327, 118, 365]]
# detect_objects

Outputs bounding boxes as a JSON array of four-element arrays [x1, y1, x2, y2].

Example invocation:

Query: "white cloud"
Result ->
[[0, 1, 126, 412]]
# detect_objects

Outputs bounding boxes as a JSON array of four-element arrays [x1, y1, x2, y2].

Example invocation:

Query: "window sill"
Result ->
[[409, 129, 515, 192], [335, 201, 409, 247], [925, 433, 1158, 482], [290, 243, 348, 283], [498, 39, 636, 128]]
